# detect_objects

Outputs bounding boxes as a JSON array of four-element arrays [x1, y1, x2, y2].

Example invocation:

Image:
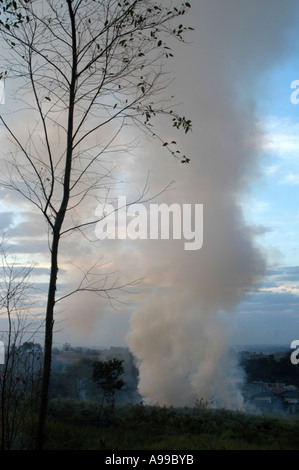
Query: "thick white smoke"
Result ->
[[126, 0, 299, 408]]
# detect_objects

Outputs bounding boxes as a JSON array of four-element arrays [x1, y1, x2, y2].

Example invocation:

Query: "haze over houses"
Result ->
[[243, 382, 299, 414]]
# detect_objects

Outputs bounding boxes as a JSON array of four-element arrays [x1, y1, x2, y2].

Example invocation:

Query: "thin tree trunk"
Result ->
[[36, 230, 59, 450], [36, 0, 77, 450]]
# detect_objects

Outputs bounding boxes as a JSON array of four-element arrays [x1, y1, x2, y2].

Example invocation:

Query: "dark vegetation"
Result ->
[[2, 344, 299, 449], [49, 346, 140, 405], [240, 349, 299, 386], [35, 399, 299, 450]]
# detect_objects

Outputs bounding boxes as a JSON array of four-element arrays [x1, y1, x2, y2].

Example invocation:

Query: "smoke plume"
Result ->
[[126, 0, 299, 408]]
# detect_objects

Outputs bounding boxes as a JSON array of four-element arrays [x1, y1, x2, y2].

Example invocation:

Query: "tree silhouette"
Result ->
[[0, 241, 42, 449], [92, 357, 124, 423]]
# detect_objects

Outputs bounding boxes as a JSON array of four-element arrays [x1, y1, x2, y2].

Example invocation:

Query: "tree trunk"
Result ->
[[36, 230, 60, 450], [36, 0, 77, 449]]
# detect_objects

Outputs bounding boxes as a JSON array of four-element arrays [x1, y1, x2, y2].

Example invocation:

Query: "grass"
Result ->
[[39, 398, 299, 450]]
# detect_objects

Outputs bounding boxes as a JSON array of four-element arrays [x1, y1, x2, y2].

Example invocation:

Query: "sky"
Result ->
[[1, 0, 299, 407]]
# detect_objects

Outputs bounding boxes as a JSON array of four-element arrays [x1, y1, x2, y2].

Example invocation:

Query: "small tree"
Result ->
[[0, 241, 42, 450], [92, 358, 124, 424]]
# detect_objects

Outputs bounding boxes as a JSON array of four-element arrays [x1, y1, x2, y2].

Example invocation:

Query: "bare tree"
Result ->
[[0, 0, 192, 449], [0, 240, 42, 449]]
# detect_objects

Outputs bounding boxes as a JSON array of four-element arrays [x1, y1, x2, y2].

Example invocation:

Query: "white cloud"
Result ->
[[259, 284, 299, 296], [261, 116, 299, 158], [284, 173, 299, 184]]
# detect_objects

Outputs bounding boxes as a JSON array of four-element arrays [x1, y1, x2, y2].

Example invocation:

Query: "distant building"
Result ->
[[280, 390, 299, 414], [252, 390, 284, 413], [245, 382, 299, 414]]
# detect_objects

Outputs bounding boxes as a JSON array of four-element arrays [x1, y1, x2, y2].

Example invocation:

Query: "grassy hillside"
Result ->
[[42, 398, 299, 450]]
